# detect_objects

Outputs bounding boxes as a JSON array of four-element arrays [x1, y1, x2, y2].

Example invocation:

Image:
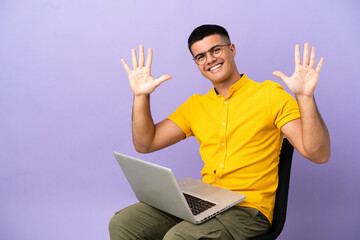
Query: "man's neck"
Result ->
[[213, 73, 242, 98]]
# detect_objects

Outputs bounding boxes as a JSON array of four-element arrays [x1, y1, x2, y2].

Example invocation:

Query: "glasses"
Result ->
[[193, 44, 231, 65]]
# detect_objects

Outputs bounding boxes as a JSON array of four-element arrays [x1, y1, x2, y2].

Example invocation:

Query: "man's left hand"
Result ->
[[273, 42, 324, 98]]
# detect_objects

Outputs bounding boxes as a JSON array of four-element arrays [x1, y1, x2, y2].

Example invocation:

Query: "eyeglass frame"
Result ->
[[192, 43, 232, 65]]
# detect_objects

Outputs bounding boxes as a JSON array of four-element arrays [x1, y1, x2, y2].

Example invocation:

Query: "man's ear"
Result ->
[[230, 43, 236, 57]]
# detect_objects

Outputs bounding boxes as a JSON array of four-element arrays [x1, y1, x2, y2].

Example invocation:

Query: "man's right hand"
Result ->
[[121, 45, 172, 96]]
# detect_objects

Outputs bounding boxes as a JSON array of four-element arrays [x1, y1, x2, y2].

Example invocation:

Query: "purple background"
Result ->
[[1, 0, 359, 239]]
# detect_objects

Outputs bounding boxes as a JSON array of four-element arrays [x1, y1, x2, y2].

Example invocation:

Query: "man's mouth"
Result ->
[[208, 63, 223, 72]]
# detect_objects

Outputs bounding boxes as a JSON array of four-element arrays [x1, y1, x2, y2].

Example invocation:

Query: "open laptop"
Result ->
[[114, 152, 246, 224]]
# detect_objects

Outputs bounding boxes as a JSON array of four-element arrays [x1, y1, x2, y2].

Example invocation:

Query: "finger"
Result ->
[[121, 58, 131, 74], [146, 48, 153, 70], [155, 74, 172, 85], [132, 48, 138, 69], [315, 57, 324, 72], [309, 46, 316, 68], [273, 71, 291, 87], [139, 45, 145, 67], [295, 44, 301, 68], [272, 71, 288, 80], [303, 42, 310, 66]]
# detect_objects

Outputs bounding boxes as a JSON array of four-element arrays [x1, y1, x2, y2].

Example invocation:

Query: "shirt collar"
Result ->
[[207, 74, 250, 99]]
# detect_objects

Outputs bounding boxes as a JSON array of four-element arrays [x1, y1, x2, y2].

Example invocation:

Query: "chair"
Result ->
[[250, 138, 294, 240]]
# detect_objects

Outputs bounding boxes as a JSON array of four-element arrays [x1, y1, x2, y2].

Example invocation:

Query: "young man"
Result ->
[[109, 25, 330, 240]]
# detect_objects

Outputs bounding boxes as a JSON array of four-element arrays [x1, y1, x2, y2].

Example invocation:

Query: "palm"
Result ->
[[273, 43, 324, 98], [122, 46, 172, 96], [287, 65, 319, 96], [128, 68, 158, 96]]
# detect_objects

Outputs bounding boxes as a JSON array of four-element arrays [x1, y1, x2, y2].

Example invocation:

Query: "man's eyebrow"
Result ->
[[194, 44, 223, 59], [209, 44, 223, 50]]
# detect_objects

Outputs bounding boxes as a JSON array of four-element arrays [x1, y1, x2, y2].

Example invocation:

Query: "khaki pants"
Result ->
[[109, 202, 270, 240]]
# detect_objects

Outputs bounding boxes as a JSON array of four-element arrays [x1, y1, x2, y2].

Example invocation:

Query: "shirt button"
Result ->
[[224, 101, 227, 104], [216, 178, 219, 181], [221, 143, 225, 146], [220, 164, 223, 167], [222, 122, 226, 126]]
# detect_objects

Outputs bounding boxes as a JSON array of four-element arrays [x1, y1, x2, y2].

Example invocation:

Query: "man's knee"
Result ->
[[108, 203, 144, 240], [109, 203, 179, 240], [109, 210, 129, 239]]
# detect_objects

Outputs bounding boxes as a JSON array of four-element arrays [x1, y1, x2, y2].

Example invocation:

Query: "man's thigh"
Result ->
[[109, 202, 180, 240], [164, 206, 270, 240]]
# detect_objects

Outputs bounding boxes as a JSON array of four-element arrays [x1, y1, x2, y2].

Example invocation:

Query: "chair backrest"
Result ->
[[250, 138, 294, 240]]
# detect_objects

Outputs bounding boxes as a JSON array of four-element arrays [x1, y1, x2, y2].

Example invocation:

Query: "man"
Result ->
[[109, 25, 330, 240]]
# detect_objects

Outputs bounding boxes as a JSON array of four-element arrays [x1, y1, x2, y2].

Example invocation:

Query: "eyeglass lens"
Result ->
[[194, 44, 229, 65]]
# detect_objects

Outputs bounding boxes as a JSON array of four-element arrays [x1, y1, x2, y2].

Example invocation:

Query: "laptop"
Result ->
[[114, 152, 246, 224]]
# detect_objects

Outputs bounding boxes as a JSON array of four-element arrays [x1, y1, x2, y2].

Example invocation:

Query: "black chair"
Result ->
[[250, 138, 294, 240]]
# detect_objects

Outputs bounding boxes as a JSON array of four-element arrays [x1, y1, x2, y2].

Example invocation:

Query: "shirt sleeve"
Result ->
[[268, 82, 301, 129], [167, 97, 194, 139]]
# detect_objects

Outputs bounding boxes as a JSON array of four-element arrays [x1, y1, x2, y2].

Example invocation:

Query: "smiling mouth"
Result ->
[[209, 63, 223, 72]]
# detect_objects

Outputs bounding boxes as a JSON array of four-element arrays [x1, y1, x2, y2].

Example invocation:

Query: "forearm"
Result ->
[[296, 95, 331, 163], [132, 95, 156, 153]]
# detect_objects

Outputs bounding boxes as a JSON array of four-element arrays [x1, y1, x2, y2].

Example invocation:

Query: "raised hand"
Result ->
[[122, 45, 172, 96], [273, 43, 324, 98]]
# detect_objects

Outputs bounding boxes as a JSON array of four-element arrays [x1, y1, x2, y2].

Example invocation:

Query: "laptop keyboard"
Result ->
[[183, 193, 216, 216]]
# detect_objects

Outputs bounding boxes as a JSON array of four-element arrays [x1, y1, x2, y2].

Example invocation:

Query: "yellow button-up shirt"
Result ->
[[168, 74, 300, 223]]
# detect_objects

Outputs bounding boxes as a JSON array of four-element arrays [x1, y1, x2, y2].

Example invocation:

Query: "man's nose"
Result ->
[[205, 52, 217, 64]]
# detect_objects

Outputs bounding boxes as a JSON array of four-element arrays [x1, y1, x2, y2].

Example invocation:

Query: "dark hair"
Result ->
[[188, 24, 231, 54]]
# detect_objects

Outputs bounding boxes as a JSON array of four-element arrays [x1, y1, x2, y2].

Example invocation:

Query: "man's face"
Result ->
[[190, 34, 237, 84]]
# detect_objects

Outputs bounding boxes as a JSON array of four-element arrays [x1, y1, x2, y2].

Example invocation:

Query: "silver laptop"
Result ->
[[114, 152, 246, 224]]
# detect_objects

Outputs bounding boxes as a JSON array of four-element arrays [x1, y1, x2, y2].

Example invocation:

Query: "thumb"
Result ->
[[156, 74, 172, 85], [272, 71, 287, 80], [272, 71, 289, 84]]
